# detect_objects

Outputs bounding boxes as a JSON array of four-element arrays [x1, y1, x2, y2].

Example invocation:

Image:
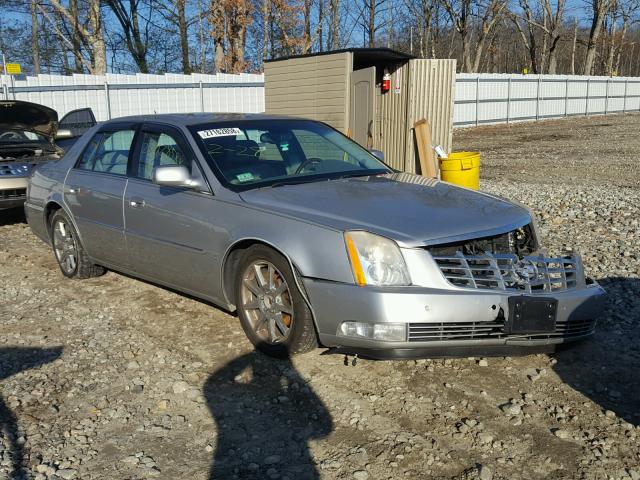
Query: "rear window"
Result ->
[[76, 130, 135, 176]]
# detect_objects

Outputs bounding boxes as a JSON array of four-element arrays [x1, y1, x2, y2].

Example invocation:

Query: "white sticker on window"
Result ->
[[198, 127, 243, 139], [236, 172, 255, 182]]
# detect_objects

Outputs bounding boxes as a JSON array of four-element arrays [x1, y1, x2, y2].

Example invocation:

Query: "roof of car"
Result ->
[[101, 113, 303, 127]]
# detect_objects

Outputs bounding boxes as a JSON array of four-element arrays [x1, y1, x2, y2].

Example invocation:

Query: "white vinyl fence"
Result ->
[[3, 71, 640, 128], [454, 73, 640, 127], [0, 72, 264, 121]]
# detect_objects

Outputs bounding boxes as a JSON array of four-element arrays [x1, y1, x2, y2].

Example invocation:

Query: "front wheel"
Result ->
[[235, 245, 317, 358]]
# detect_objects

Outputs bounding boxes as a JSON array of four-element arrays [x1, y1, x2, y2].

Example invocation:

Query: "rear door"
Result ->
[[63, 124, 137, 267], [123, 123, 221, 296]]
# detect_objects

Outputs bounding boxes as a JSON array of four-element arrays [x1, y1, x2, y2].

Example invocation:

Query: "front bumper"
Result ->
[[303, 278, 606, 358], [0, 176, 28, 209]]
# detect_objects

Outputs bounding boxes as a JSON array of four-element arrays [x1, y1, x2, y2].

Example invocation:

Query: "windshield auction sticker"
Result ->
[[198, 127, 242, 139]]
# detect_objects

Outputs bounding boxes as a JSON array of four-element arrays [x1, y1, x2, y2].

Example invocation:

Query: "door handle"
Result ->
[[129, 198, 146, 208]]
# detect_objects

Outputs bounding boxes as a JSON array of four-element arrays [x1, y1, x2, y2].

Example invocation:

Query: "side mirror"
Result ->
[[56, 129, 73, 140], [370, 149, 384, 161], [153, 165, 200, 189]]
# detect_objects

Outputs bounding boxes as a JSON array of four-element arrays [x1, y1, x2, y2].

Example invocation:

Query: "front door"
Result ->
[[63, 126, 136, 267], [350, 67, 376, 149], [123, 124, 221, 299]]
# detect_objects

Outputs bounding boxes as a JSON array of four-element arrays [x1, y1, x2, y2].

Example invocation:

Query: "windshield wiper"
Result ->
[[331, 169, 389, 180], [266, 178, 320, 188], [254, 170, 390, 189]]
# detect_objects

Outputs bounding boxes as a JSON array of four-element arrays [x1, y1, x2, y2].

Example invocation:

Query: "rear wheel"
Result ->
[[50, 210, 105, 279], [235, 245, 317, 357]]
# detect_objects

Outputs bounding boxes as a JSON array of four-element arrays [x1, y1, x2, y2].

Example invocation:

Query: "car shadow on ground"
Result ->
[[0, 208, 26, 227], [203, 351, 333, 480], [552, 277, 640, 426], [0, 347, 63, 479]]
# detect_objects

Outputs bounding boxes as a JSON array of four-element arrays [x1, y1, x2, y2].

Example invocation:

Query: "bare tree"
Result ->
[[197, 0, 207, 72], [443, 0, 507, 72], [176, 0, 191, 73], [105, 0, 154, 73], [357, 0, 388, 47], [226, 0, 252, 72], [328, 0, 340, 49], [262, 0, 271, 60], [210, 0, 226, 72], [156, 0, 194, 73], [44, 0, 107, 74], [513, 0, 565, 73], [611, 0, 640, 74], [403, 0, 440, 58], [208, 0, 252, 73], [511, 1, 539, 72], [584, 0, 611, 74], [30, 0, 40, 74], [570, 17, 578, 74], [69, 0, 83, 72]]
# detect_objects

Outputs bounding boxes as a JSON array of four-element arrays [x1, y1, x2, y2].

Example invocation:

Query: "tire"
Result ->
[[50, 209, 105, 279], [235, 244, 318, 358]]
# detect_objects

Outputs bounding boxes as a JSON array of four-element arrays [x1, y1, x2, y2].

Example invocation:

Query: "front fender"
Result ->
[[224, 214, 354, 284]]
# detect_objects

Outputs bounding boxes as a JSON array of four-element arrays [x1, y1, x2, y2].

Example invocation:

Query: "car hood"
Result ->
[[239, 173, 533, 247], [0, 100, 58, 140]]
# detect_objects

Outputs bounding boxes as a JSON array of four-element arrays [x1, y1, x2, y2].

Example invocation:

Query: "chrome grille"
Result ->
[[432, 252, 581, 293], [408, 318, 596, 342]]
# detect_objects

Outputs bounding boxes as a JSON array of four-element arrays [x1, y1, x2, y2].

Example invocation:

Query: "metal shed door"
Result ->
[[350, 67, 375, 148]]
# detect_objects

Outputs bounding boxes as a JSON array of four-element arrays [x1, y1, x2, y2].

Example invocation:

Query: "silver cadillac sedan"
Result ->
[[25, 114, 605, 358]]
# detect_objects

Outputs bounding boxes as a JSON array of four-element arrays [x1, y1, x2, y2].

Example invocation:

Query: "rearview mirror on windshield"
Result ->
[[370, 149, 384, 161]]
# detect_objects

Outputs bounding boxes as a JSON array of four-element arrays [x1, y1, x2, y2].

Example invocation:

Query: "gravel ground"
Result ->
[[1, 114, 639, 480]]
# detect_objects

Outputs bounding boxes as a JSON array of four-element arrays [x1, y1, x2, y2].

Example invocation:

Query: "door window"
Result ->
[[137, 132, 190, 180], [76, 129, 135, 175]]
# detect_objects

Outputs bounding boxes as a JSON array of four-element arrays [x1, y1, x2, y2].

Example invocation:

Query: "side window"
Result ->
[[137, 132, 190, 180], [76, 132, 103, 171], [76, 129, 135, 175]]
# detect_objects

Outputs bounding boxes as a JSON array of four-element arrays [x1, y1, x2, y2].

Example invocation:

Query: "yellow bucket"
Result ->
[[439, 151, 480, 190]]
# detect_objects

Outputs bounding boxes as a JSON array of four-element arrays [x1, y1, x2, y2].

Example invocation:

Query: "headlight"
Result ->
[[4, 163, 32, 176], [344, 231, 411, 286]]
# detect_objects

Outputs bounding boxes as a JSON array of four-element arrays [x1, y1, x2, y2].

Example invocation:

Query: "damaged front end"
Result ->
[[427, 224, 591, 294]]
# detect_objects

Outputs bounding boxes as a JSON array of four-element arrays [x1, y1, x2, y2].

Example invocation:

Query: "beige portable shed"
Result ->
[[264, 48, 456, 173]]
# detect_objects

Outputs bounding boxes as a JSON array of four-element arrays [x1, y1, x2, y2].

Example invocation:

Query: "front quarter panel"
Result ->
[[221, 201, 355, 290]]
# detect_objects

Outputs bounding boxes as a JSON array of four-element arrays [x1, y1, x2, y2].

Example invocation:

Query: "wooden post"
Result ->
[[414, 119, 437, 178]]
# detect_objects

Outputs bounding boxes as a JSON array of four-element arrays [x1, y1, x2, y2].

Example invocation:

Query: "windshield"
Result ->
[[190, 119, 390, 189], [0, 129, 48, 145]]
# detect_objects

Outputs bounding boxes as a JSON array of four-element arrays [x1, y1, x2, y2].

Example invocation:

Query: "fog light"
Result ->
[[339, 322, 406, 342]]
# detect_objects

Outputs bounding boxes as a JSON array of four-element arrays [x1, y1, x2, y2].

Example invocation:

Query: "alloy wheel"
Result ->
[[52, 219, 78, 275], [240, 260, 294, 344]]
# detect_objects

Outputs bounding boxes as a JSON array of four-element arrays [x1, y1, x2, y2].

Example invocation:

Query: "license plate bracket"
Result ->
[[506, 297, 557, 334]]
